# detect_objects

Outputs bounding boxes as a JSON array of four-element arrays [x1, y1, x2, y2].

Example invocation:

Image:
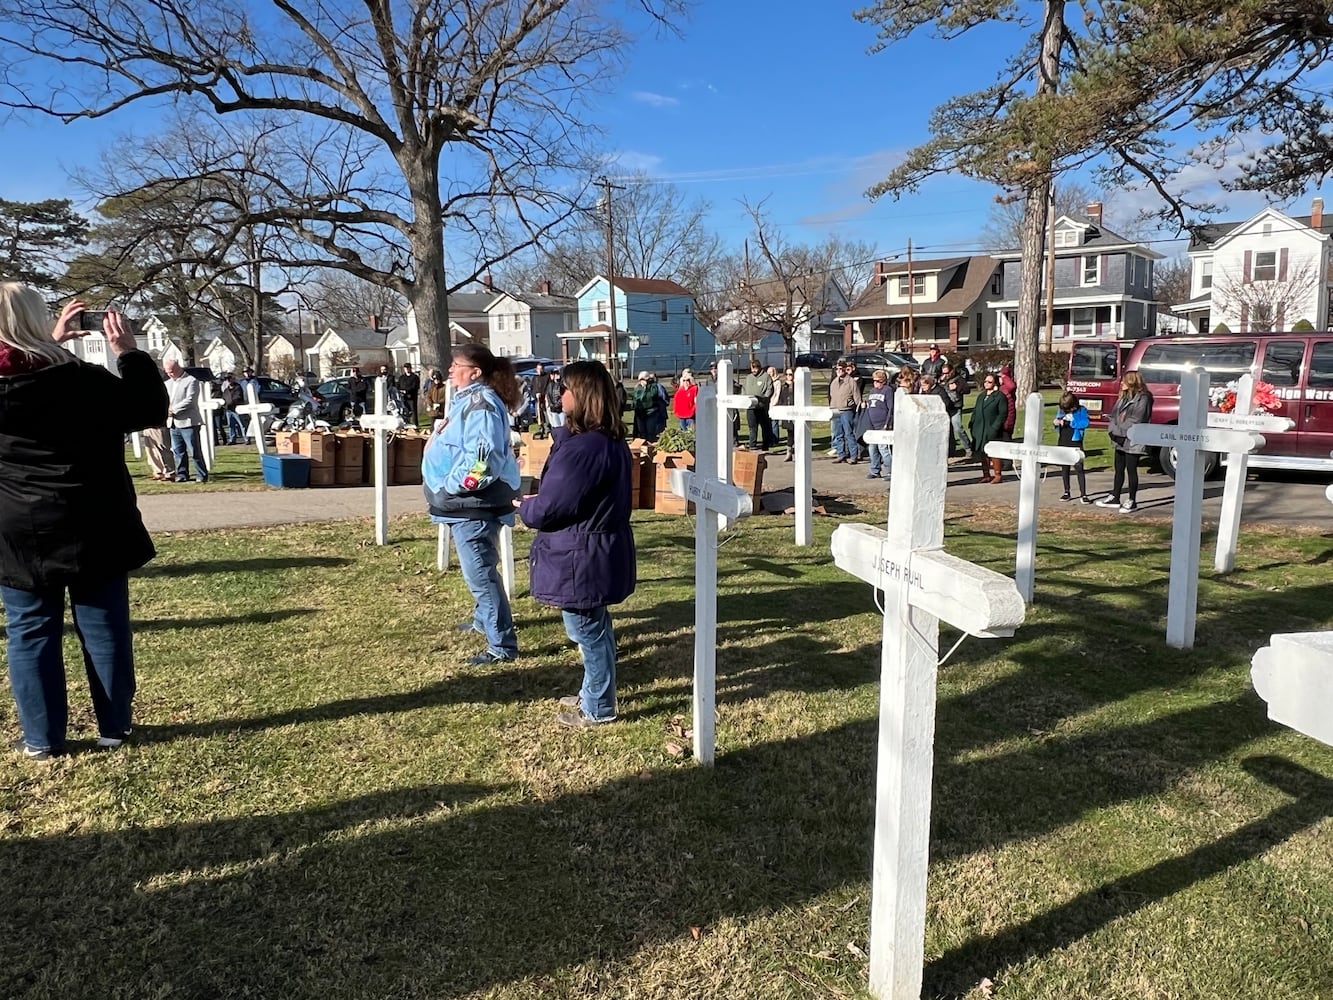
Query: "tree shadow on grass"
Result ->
[[924, 755, 1333, 997], [135, 608, 317, 631], [135, 556, 354, 578]]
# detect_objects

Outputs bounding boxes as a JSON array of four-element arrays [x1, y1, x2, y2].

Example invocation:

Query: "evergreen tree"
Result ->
[[0, 198, 89, 292]]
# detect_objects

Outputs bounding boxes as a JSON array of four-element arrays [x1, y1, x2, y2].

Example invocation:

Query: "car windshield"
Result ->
[[316, 381, 341, 393]]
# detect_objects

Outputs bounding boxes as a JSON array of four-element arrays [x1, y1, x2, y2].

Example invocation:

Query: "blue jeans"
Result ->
[[868, 442, 892, 477], [562, 606, 617, 721], [831, 410, 857, 460], [170, 425, 208, 481], [2, 575, 136, 752], [678, 417, 694, 431], [549, 412, 566, 429], [225, 410, 245, 443], [449, 518, 519, 659]]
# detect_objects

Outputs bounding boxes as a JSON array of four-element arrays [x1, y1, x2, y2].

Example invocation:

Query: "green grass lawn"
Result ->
[[2, 508, 1330, 998]]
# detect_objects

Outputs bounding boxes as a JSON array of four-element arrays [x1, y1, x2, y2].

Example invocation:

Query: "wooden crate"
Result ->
[[274, 431, 300, 455], [731, 448, 766, 503], [522, 436, 553, 478], [652, 450, 694, 514], [297, 431, 336, 468], [333, 433, 366, 486], [309, 466, 336, 487]]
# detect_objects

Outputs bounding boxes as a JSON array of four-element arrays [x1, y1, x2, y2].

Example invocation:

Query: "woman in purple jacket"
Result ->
[[517, 360, 636, 728]]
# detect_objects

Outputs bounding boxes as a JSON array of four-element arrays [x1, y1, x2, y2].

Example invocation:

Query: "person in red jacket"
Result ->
[[671, 368, 698, 430]]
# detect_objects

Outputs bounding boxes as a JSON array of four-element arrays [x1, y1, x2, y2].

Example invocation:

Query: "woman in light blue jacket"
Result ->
[[423, 344, 523, 664]]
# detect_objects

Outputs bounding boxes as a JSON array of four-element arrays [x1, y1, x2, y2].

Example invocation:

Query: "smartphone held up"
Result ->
[[77, 309, 108, 331]]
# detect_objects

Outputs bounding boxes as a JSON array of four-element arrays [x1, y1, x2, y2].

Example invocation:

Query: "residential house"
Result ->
[[389, 292, 493, 369], [561, 275, 715, 375], [308, 316, 394, 376], [991, 202, 1162, 346], [485, 281, 578, 358], [838, 255, 1000, 354], [1172, 197, 1333, 335], [201, 336, 239, 375], [714, 276, 849, 366]]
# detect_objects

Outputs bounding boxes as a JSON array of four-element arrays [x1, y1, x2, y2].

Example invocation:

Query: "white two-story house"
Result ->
[[485, 282, 578, 358], [1172, 198, 1333, 335]]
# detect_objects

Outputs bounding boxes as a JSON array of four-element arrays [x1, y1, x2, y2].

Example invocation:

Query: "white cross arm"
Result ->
[[862, 430, 895, 446], [360, 413, 405, 430], [1325, 484, 1333, 505], [770, 404, 835, 422], [1129, 424, 1263, 454], [717, 393, 758, 410], [984, 441, 1084, 466], [1251, 632, 1333, 745], [831, 524, 1026, 639], [1208, 413, 1294, 432], [669, 469, 753, 520]]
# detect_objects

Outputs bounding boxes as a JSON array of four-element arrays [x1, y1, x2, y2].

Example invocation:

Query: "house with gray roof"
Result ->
[[838, 255, 1001, 354], [485, 281, 578, 358], [990, 201, 1162, 347]]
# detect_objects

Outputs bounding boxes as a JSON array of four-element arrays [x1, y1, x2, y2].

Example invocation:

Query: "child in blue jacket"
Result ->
[[1053, 391, 1091, 503]]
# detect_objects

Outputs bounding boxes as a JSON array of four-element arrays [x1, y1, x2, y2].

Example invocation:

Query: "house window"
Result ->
[[1201, 260, 1213, 289], [1262, 222, 1273, 237], [596, 299, 607, 322], [496, 314, 505, 331], [1071, 307, 1095, 338], [1055, 228, 1079, 248], [1254, 250, 1277, 281], [897, 275, 925, 295], [1082, 254, 1100, 285], [513, 313, 523, 330], [989, 273, 1002, 296], [660, 300, 668, 322]]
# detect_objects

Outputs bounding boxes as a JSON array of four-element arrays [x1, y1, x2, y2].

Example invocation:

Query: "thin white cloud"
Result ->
[[604, 150, 664, 174], [631, 91, 679, 109]]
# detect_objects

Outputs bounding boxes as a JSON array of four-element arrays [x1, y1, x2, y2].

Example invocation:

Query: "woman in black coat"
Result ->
[[0, 285, 167, 759]]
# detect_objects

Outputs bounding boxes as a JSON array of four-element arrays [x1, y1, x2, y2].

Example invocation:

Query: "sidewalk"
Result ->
[[135, 446, 1330, 533]]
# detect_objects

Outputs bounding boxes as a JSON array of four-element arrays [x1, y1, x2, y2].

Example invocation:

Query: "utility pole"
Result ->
[[906, 237, 915, 350], [599, 176, 626, 377], [1045, 184, 1057, 352]]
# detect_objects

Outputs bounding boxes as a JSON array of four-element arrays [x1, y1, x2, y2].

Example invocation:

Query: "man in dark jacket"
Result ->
[[348, 367, 368, 416], [396, 362, 421, 427], [220, 373, 245, 444], [920, 343, 946, 380], [530, 363, 551, 435]]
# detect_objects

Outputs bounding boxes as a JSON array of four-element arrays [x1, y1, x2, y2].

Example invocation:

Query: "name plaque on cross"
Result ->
[[830, 393, 1025, 1000]]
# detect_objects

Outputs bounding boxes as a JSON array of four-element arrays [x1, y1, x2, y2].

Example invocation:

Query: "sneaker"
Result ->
[[12, 738, 55, 761], [1080, 496, 1094, 505], [1058, 492, 1072, 502], [1095, 496, 1120, 508], [96, 730, 132, 749], [865, 471, 880, 479], [559, 695, 580, 709], [556, 708, 617, 729], [467, 650, 515, 666], [1119, 500, 1138, 513], [454, 621, 481, 633]]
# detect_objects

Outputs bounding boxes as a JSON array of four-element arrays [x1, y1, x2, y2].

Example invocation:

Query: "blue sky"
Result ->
[[3, 0, 1328, 276]]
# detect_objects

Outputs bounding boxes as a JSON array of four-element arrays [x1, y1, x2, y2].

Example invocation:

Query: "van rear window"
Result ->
[[1138, 341, 1256, 385], [1070, 343, 1119, 380]]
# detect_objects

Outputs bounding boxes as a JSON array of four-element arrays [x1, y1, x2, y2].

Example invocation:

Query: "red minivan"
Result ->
[[1065, 335, 1333, 478]]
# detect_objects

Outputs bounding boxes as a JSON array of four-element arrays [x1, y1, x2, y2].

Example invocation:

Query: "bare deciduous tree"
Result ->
[[1212, 256, 1322, 332], [0, 0, 683, 370]]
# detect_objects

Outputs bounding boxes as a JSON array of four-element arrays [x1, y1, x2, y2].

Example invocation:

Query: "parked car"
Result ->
[[510, 356, 561, 379], [794, 353, 833, 369], [309, 378, 358, 423], [842, 349, 919, 379]]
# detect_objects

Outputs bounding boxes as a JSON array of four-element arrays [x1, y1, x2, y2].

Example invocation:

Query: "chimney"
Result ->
[[1085, 201, 1103, 226], [873, 261, 887, 286], [1313, 197, 1324, 230], [540, 279, 552, 295], [368, 314, 379, 331], [481, 271, 494, 290]]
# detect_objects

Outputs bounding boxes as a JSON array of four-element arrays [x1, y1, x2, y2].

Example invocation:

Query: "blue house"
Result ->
[[562, 275, 715, 377]]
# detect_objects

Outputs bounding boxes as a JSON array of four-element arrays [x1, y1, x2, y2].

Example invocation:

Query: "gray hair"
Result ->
[[0, 283, 76, 368]]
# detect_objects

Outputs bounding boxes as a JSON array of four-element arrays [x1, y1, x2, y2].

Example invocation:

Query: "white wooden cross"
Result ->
[[129, 431, 142, 459], [437, 523, 515, 597], [668, 385, 753, 765], [714, 359, 757, 529], [770, 366, 835, 545], [1209, 374, 1294, 573], [1251, 633, 1333, 747], [1129, 367, 1264, 649], [198, 380, 227, 470], [831, 393, 1024, 1000], [984, 392, 1084, 603], [359, 376, 404, 545], [236, 382, 276, 459]]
